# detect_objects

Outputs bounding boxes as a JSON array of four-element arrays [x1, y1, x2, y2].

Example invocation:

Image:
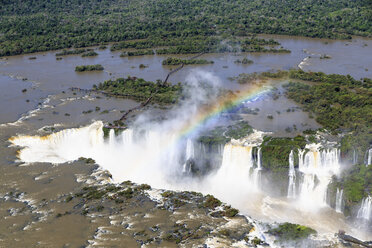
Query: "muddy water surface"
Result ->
[[0, 35, 371, 247]]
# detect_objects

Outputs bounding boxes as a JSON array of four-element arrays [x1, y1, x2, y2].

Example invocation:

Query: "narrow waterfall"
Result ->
[[183, 139, 194, 173], [335, 188, 343, 213], [366, 148, 372, 166], [108, 129, 115, 146], [357, 196, 372, 221], [252, 147, 262, 190], [352, 149, 358, 165], [297, 145, 340, 209], [287, 150, 296, 199]]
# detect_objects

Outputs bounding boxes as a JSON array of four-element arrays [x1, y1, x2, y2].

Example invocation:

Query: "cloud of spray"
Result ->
[[9, 69, 372, 242], [10, 69, 228, 186], [134, 69, 223, 135]]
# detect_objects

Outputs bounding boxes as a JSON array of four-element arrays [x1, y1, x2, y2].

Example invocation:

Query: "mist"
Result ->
[[9, 69, 372, 243]]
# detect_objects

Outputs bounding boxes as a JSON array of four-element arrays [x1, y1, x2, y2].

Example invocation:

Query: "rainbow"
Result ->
[[176, 84, 272, 139]]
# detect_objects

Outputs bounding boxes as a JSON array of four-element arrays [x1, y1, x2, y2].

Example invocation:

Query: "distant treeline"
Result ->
[[1, 0, 370, 56]]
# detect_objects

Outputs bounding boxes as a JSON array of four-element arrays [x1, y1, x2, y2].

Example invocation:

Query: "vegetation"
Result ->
[[283, 70, 371, 161], [260, 136, 306, 172], [2, 0, 369, 56], [162, 57, 214, 66], [153, 36, 290, 55], [223, 206, 239, 217], [268, 223, 316, 241], [75, 64, 104, 72], [198, 121, 253, 145], [203, 195, 222, 209], [82, 51, 98, 57], [329, 164, 372, 216], [93, 76, 182, 104], [120, 50, 155, 57], [234, 58, 253, 64], [257, 69, 371, 163]]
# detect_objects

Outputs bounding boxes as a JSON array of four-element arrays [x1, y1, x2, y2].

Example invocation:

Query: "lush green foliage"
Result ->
[[197, 121, 253, 145], [331, 164, 372, 203], [282, 70, 371, 162], [82, 51, 98, 57], [120, 50, 155, 57], [75, 64, 104, 72], [94, 76, 182, 104], [203, 195, 222, 209], [268, 223, 317, 241], [197, 126, 231, 146], [2, 0, 370, 56], [258, 70, 371, 163], [329, 164, 371, 216], [162, 57, 214, 66], [260, 136, 306, 171]]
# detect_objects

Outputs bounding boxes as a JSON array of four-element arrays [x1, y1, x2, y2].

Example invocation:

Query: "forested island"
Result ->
[[75, 64, 104, 72], [162, 57, 214, 66], [1, 0, 371, 56], [93, 77, 182, 105]]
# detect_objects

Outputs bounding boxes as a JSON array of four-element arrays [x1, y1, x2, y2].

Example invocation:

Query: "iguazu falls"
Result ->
[[0, 1, 371, 247]]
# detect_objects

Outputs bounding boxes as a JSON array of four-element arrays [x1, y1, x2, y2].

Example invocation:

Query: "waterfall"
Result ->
[[121, 129, 133, 145], [352, 149, 358, 165], [108, 129, 115, 146], [220, 144, 254, 177], [287, 150, 296, 199], [297, 145, 340, 210], [257, 147, 262, 170], [335, 188, 343, 213], [252, 148, 262, 190], [213, 143, 265, 192], [212, 144, 255, 185], [9, 121, 105, 163], [183, 139, 194, 173], [366, 148, 372, 166], [357, 196, 372, 221], [206, 143, 260, 196]]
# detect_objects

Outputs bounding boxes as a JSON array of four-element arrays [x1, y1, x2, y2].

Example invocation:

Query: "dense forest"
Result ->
[[93, 77, 182, 104], [0, 0, 371, 56]]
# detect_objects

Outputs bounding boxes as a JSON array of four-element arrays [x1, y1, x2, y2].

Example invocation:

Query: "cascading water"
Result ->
[[357, 196, 372, 221], [297, 145, 341, 210], [218, 144, 254, 180], [211, 143, 263, 192], [252, 147, 262, 190], [109, 129, 115, 146], [121, 129, 133, 144], [10, 121, 372, 241], [287, 150, 296, 199], [366, 148, 372, 166], [183, 139, 194, 173], [9, 122, 105, 163], [353, 149, 358, 165], [335, 188, 343, 213]]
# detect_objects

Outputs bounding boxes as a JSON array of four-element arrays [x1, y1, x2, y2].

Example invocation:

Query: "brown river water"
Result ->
[[0, 35, 371, 247]]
